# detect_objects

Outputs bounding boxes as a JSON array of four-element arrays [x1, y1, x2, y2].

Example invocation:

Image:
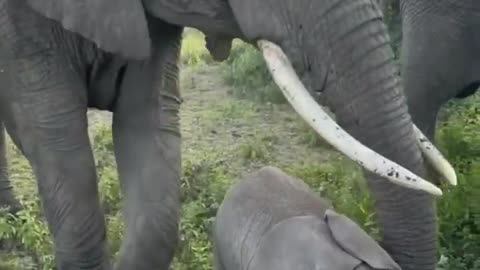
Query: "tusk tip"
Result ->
[[443, 160, 458, 186], [413, 175, 443, 196], [424, 184, 443, 196], [436, 158, 457, 186], [445, 168, 458, 186], [412, 124, 458, 188], [435, 156, 457, 187], [410, 175, 443, 196], [431, 186, 443, 196]]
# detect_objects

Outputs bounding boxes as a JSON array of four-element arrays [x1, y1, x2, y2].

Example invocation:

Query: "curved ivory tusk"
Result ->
[[257, 39, 443, 196], [412, 125, 457, 186]]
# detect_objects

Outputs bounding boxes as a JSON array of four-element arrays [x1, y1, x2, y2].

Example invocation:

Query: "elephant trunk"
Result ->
[[316, 1, 436, 269]]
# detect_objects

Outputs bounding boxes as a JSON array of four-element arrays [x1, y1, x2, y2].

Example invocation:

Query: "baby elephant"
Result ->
[[213, 166, 401, 270]]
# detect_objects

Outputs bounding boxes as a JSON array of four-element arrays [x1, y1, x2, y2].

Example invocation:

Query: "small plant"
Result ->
[[0, 202, 54, 270], [238, 135, 274, 162]]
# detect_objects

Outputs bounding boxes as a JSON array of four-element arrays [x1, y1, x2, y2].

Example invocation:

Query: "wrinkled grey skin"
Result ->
[[386, 3, 480, 267], [0, 2, 183, 269], [0, 0, 434, 269], [399, 0, 480, 138], [214, 166, 402, 270]]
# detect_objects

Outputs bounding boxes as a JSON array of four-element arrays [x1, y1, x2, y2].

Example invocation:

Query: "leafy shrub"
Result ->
[[0, 204, 54, 270], [222, 42, 286, 104], [435, 95, 480, 270]]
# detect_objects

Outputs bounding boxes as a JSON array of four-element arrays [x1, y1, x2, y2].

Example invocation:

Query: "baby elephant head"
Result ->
[[249, 210, 401, 270]]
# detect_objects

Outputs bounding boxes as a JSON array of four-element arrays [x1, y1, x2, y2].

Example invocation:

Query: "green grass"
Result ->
[[221, 42, 286, 104]]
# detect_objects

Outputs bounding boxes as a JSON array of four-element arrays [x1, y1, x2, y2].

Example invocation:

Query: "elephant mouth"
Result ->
[[256, 40, 456, 196]]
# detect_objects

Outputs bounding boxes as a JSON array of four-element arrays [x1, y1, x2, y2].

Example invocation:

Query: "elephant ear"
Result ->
[[325, 209, 401, 270], [25, 0, 151, 60]]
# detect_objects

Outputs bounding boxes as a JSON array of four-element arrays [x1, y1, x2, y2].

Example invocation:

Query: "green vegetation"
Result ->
[[222, 42, 286, 104], [180, 28, 215, 67], [0, 28, 479, 270], [436, 95, 480, 270]]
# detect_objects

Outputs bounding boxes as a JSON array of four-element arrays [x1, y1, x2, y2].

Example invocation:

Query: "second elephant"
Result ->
[[399, 0, 480, 139]]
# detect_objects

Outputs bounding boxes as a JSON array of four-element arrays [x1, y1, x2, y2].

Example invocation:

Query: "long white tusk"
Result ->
[[257, 39, 442, 196], [412, 125, 457, 186]]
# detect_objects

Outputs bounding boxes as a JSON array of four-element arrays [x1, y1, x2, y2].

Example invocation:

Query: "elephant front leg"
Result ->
[[0, 121, 22, 215], [1, 62, 110, 268], [112, 24, 182, 270]]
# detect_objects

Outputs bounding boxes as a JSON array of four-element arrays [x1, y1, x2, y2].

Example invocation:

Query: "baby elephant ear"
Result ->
[[25, 0, 151, 60], [325, 209, 401, 270]]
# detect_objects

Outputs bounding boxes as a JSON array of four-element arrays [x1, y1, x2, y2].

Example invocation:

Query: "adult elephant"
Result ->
[[0, 0, 455, 269], [399, 0, 480, 139]]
